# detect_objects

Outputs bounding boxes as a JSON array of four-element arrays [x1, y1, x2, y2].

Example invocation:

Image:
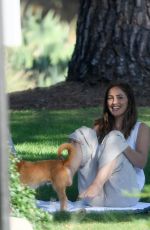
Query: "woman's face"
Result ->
[[107, 86, 128, 119]]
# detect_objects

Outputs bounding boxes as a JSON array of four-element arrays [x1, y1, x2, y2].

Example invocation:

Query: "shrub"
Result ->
[[9, 156, 53, 229]]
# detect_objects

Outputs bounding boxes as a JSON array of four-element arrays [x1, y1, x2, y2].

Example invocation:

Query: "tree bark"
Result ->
[[67, 0, 150, 85]]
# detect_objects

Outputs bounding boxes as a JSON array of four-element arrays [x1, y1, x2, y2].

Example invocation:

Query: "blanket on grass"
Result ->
[[36, 200, 150, 213]]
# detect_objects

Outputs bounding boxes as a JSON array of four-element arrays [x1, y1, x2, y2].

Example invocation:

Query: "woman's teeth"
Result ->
[[112, 106, 120, 110]]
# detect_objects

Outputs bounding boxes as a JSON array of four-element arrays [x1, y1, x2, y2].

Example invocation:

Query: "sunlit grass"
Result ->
[[10, 106, 149, 157], [10, 108, 101, 156]]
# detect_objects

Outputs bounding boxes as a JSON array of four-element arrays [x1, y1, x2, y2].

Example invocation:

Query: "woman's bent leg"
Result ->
[[69, 128, 139, 207], [69, 126, 99, 194], [89, 154, 139, 207], [88, 131, 140, 207]]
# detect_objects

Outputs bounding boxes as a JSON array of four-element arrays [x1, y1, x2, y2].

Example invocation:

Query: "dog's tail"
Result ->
[[57, 143, 76, 166]]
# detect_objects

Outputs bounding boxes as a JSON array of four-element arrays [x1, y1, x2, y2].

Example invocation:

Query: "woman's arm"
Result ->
[[124, 123, 150, 169]]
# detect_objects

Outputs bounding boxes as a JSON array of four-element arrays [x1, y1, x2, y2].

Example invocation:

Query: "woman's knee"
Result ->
[[105, 130, 125, 143], [101, 130, 128, 151], [69, 126, 99, 165]]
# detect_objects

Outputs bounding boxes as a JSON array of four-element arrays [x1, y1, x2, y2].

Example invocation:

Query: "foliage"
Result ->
[[9, 155, 53, 230], [7, 10, 74, 91]]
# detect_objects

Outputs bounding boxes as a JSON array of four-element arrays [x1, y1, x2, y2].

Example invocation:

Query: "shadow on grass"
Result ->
[[52, 210, 150, 223], [35, 174, 78, 201]]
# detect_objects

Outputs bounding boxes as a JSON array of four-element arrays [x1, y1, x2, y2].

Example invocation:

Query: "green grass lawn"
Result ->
[[10, 107, 150, 229]]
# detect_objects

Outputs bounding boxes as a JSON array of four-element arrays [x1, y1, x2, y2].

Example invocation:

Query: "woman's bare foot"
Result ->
[[79, 182, 101, 199]]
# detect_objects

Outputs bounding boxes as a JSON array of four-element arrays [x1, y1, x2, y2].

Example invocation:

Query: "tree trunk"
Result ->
[[67, 0, 150, 85]]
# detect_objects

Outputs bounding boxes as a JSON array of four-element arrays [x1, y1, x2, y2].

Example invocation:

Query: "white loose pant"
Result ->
[[69, 126, 140, 207]]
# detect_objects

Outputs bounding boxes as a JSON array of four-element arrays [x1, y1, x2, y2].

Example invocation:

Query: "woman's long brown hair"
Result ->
[[94, 82, 137, 142]]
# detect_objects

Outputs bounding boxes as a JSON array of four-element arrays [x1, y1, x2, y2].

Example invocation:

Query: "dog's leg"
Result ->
[[54, 186, 68, 211]]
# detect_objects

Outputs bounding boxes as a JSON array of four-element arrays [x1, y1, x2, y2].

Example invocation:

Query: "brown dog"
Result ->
[[16, 143, 77, 211]]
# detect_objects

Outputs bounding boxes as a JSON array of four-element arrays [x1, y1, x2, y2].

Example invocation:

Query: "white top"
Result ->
[[127, 121, 145, 190]]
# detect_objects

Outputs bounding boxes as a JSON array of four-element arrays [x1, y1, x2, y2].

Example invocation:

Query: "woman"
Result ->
[[69, 82, 150, 207]]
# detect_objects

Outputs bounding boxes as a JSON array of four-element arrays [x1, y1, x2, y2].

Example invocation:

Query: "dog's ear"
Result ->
[[16, 161, 25, 172]]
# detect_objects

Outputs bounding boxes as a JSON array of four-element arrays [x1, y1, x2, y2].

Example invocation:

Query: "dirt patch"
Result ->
[[9, 81, 150, 110]]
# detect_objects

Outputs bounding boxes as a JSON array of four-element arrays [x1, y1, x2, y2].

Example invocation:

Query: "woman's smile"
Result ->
[[107, 87, 128, 118]]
